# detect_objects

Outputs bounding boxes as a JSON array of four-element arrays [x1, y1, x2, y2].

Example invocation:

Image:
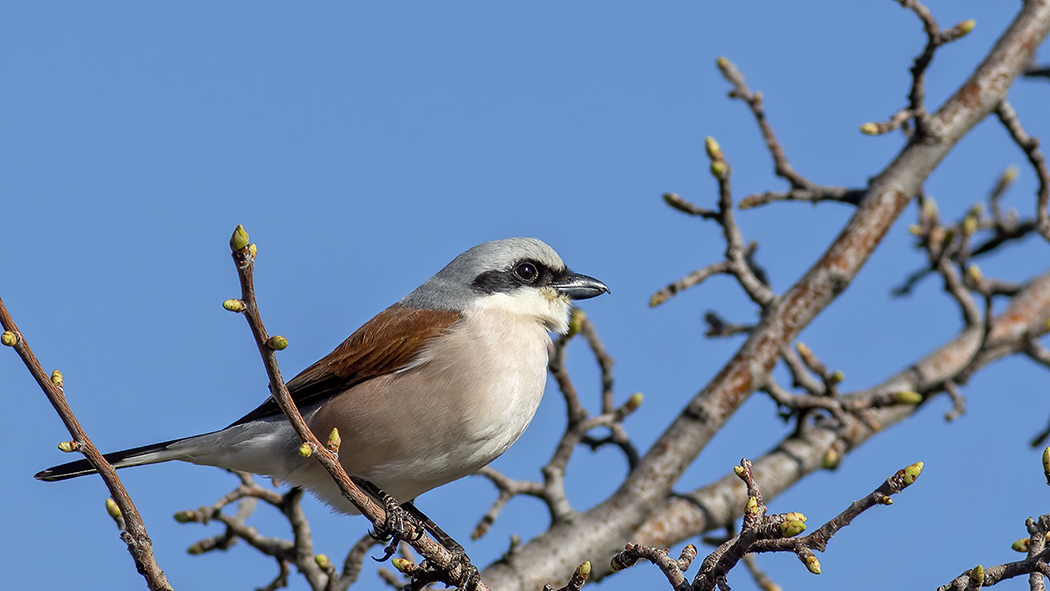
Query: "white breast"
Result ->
[[277, 305, 554, 512], [382, 307, 551, 483]]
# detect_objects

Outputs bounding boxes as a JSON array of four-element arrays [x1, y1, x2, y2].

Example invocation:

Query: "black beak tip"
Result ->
[[556, 273, 610, 300]]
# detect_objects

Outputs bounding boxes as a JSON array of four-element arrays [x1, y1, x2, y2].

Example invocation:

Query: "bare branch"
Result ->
[[609, 543, 695, 591], [632, 269, 1050, 559], [704, 312, 754, 338], [0, 299, 172, 591], [715, 57, 811, 191], [738, 187, 865, 209], [650, 262, 730, 308], [995, 100, 1050, 241]]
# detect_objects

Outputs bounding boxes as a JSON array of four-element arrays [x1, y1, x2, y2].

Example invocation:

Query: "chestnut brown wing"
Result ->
[[227, 305, 461, 427]]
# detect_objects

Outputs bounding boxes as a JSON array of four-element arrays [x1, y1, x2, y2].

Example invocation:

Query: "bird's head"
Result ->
[[399, 237, 608, 334]]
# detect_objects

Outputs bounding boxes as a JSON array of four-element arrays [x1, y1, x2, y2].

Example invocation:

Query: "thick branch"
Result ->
[[632, 268, 1050, 557], [481, 4, 1050, 588]]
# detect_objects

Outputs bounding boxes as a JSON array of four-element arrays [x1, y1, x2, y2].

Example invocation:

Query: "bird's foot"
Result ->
[[444, 546, 480, 591], [367, 487, 424, 561], [401, 502, 480, 590]]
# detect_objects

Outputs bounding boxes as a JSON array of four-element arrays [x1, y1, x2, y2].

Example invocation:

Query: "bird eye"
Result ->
[[514, 261, 539, 283]]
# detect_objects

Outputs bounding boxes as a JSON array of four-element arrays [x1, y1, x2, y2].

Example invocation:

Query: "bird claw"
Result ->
[[369, 490, 423, 562], [358, 480, 479, 588], [447, 548, 480, 591]]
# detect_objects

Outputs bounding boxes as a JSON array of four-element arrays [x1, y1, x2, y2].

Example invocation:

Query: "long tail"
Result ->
[[34, 436, 197, 482]]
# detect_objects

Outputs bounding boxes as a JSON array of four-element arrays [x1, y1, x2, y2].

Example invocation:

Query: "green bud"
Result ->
[[1, 331, 17, 347], [624, 393, 643, 412], [105, 498, 122, 519], [710, 160, 727, 178], [222, 299, 245, 313], [804, 554, 821, 575], [327, 428, 341, 452], [795, 341, 812, 359], [828, 370, 844, 384], [315, 554, 332, 570], [779, 520, 806, 537], [902, 461, 923, 485], [745, 496, 759, 515], [57, 441, 77, 453], [50, 369, 63, 387], [705, 136, 722, 160], [894, 391, 923, 405], [969, 565, 984, 586], [173, 511, 194, 523], [575, 561, 591, 579], [392, 558, 412, 573], [859, 123, 879, 135], [1012, 538, 1030, 553], [229, 225, 250, 252], [298, 442, 313, 457], [734, 465, 745, 477], [957, 19, 975, 36], [823, 447, 840, 470], [267, 335, 288, 350]]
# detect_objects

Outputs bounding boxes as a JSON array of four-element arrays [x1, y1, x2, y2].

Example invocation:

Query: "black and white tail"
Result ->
[[34, 436, 196, 482]]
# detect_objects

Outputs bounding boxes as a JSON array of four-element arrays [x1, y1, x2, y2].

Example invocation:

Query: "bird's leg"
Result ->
[[353, 479, 480, 589], [353, 478, 423, 562], [402, 501, 480, 591]]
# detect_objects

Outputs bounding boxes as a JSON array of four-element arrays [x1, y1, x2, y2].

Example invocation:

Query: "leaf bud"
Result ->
[[779, 520, 806, 537], [222, 299, 245, 312], [902, 461, 923, 485], [229, 225, 250, 252]]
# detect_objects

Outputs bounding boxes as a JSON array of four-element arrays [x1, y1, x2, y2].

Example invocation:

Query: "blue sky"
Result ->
[[2, 2, 1048, 590]]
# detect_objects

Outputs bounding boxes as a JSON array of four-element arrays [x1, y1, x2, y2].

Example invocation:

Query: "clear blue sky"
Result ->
[[2, 2, 1048, 590]]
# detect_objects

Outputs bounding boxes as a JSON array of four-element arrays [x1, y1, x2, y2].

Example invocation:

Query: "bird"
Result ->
[[35, 238, 608, 515]]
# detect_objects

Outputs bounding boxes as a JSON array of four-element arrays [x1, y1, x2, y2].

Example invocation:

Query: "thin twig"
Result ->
[[996, 100, 1050, 241], [0, 298, 172, 591]]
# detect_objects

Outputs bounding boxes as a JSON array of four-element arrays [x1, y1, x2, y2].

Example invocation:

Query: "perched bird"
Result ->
[[36, 238, 608, 514]]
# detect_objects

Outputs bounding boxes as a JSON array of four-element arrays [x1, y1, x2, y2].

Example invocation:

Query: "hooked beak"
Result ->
[[553, 272, 609, 300]]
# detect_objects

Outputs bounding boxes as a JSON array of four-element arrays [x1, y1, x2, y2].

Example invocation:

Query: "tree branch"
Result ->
[[481, 4, 1050, 587], [0, 298, 172, 591]]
